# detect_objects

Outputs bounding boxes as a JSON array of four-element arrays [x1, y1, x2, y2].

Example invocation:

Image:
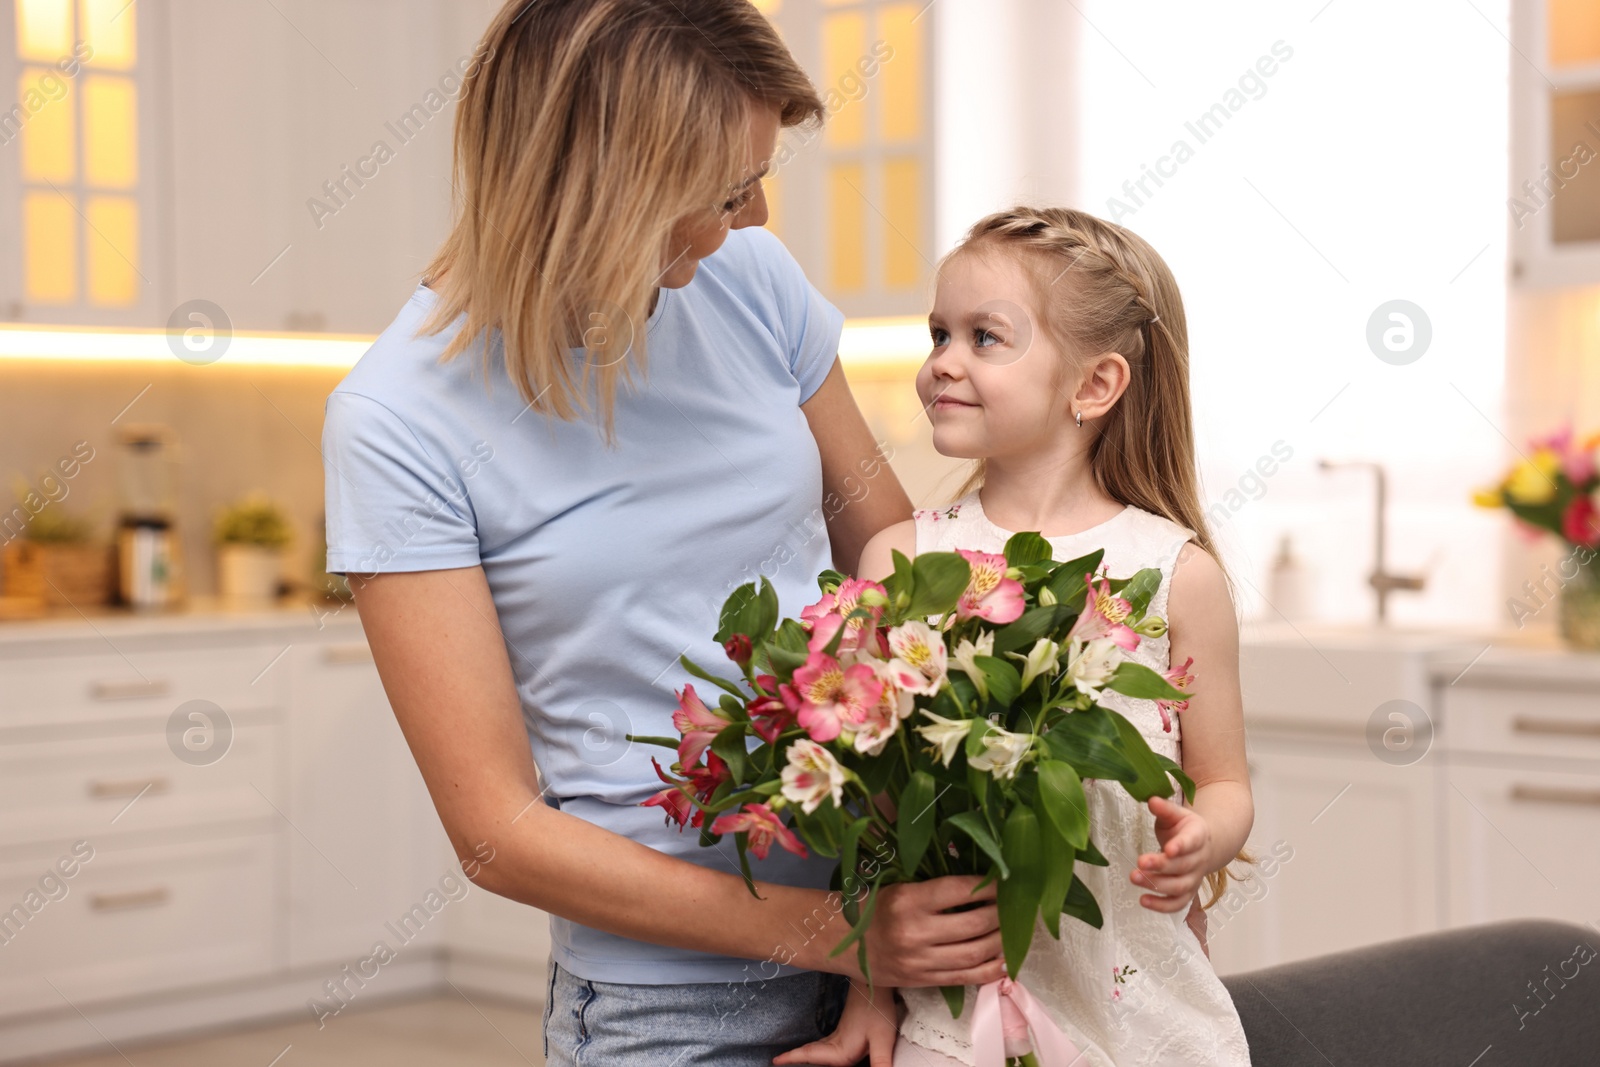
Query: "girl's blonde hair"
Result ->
[[419, 0, 825, 446], [942, 205, 1255, 909]]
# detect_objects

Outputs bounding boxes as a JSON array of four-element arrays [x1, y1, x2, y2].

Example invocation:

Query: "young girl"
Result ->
[[775, 206, 1256, 1067]]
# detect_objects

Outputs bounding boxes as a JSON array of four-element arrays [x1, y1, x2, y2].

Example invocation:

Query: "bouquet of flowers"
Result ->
[[1471, 423, 1600, 549], [629, 533, 1195, 1024]]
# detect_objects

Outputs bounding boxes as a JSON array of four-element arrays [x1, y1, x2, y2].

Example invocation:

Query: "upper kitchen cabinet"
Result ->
[[1511, 0, 1600, 286], [756, 0, 935, 319], [0, 0, 498, 332], [0, 0, 168, 327]]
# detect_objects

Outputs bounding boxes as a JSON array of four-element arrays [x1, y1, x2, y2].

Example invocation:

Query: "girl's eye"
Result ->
[[930, 327, 949, 347], [975, 328, 1002, 349]]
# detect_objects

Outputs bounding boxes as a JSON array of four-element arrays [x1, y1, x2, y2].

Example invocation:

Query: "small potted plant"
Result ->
[[1473, 424, 1600, 649], [214, 493, 292, 608], [1, 505, 111, 607]]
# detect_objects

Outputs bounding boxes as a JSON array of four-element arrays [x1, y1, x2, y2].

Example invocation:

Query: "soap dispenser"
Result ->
[[1267, 533, 1311, 622]]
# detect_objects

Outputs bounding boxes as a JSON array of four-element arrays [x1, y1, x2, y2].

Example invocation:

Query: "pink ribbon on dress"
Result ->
[[970, 975, 1085, 1066]]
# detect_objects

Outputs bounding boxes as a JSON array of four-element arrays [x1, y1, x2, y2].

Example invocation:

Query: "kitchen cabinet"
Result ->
[[2, 0, 500, 332], [1207, 736, 1438, 977], [1510, 0, 1600, 286], [0, 607, 548, 1065]]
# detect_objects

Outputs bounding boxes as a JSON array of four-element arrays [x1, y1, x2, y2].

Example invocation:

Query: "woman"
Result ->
[[320, 2, 1008, 1064]]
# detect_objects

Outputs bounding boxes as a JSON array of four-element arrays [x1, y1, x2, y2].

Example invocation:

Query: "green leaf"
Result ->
[[731, 830, 762, 898], [1078, 835, 1109, 867], [1109, 712, 1176, 803], [1061, 873, 1104, 929], [817, 569, 848, 595], [907, 551, 972, 619], [997, 806, 1045, 977], [1035, 815, 1076, 939], [1117, 567, 1162, 620], [939, 984, 966, 1020], [710, 724, 749, 784], [757, 576, 781, 639], [1003, 531, 1054, 567], [990, 603, 1075, 656], [1040, 708, 1139, 782], [827, 876, 881, 959], [1105, 661, 1189, 701], [975, 655, 1021, 709], [624, 733, 681, 751], [898, 771, 937, 876], [1035, 760, 1089, 849], [839, 816, 871, 927], [1154, 753, 1197, 805], [1045, 549, 1105, 605], [678, 654, 748, 701], [948, 810, 1009, 879]]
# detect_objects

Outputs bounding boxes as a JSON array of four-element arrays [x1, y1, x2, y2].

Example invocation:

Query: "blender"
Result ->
[[115, 425, 183, 609]]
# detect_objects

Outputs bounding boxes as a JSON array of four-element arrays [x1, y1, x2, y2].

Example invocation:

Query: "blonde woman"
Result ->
[[321, 2, 1007, 1064]]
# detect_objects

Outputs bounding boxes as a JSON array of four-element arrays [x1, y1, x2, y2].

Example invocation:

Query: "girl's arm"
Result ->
[[802, 359, 912, 576], [351, 564, 1009, 988], [1132, 544, 1255, 910]]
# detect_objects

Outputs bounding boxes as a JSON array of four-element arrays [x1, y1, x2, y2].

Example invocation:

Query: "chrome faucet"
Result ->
[[1317, 459, 1427, 623]]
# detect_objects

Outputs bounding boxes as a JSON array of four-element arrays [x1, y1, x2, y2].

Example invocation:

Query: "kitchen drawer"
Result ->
[[1442, 685, 1600, 763], [0, 725, 280, 850], [0, 644, 288, 730], [1443, 761, 1600, 929], [0, 831, 279, 1018]]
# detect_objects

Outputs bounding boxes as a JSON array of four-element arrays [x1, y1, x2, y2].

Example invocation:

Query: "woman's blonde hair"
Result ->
[[942, 205, 1255, 909], [419, 0, 825, 446]]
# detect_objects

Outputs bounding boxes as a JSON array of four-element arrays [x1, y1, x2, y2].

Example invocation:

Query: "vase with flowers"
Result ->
[[1472, 424, 1600, 649]]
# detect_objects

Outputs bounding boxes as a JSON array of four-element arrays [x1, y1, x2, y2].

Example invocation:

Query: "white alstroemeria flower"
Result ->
[[951, 631, 996, 700], [968, 725, 1034, 780], [1066, 637, 1123, 698], [885, 620, 948, 697], [1005, 637, 1060, 692], [914, 709, 972, 767], [780, 738, 847, 814]]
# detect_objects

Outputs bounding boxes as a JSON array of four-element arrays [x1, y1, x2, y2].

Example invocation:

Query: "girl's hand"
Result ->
[[1132, 794, 1214, 913], [773, 980, 898, 1066]]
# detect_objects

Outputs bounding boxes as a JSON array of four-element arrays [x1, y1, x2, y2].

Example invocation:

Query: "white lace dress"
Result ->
[[895, 489, 1252, 1067]]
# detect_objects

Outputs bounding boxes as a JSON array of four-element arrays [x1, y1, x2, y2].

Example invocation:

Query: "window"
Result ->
[[757, 0, 935, 318], [9, 0, 142, 311]]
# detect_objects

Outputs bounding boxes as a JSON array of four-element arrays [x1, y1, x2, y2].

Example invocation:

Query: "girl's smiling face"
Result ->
[[917, 250, 1075, 459]]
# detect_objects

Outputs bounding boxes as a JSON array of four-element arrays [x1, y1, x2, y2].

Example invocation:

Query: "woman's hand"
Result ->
[[862, 875, 1007, 988], [773, 980, 899, 1067], [1131, 794, 1214, 913]]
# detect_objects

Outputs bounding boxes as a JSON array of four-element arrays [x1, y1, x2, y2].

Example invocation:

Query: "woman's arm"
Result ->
[[801, 358, 912, 576], [351, 564, 1007, 987]]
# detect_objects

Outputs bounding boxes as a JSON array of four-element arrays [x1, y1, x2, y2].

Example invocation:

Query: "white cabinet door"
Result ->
[[285, 638, 445, 970], [1443, 757, 1600, 929], [162, 0, 497, 334], [1206, 738, 1438, 975]]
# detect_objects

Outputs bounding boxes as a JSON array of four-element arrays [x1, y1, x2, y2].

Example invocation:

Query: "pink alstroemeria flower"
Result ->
[[954, 549, 1026, 624], [1068, 572, 1140, 651], [747, 678, 795, 743], [642, 756, 695, 829], [780, 650, 885, 743], [709, 802, 808, 860], [801, 578, 888, 654], [672, 683, 730, 768], [1156, 655, 1196, 733], [1531, 424, 1597, 484]]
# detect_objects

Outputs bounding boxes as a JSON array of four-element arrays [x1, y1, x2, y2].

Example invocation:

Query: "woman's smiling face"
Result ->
[[916, 250, 1075, 459]]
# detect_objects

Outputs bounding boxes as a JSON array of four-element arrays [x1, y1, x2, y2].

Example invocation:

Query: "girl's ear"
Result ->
[[1074, 350, 1132, 419]]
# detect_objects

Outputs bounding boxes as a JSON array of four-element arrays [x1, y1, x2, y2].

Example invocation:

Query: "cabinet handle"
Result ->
[[88, 777, 170, 799], [89, 679, 171, 701], [89, 887, 170, 912], [1509, 783, 1600, 807], [1512, 715, 1600, 739], [323, 643, 373, 665]]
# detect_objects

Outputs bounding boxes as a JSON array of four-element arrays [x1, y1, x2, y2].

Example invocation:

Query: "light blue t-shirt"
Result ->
[[322, 225, 847, 984]]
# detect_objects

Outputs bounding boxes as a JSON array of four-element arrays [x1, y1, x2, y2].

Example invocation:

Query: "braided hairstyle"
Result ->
[[942, 205, 1256, 910]]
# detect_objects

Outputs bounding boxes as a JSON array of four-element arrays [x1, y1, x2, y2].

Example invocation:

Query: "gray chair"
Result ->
[[1220, 919, 1600, 1066]]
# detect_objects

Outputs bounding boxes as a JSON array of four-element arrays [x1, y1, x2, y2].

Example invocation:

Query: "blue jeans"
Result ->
[[542, 957, 861, 1066]]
